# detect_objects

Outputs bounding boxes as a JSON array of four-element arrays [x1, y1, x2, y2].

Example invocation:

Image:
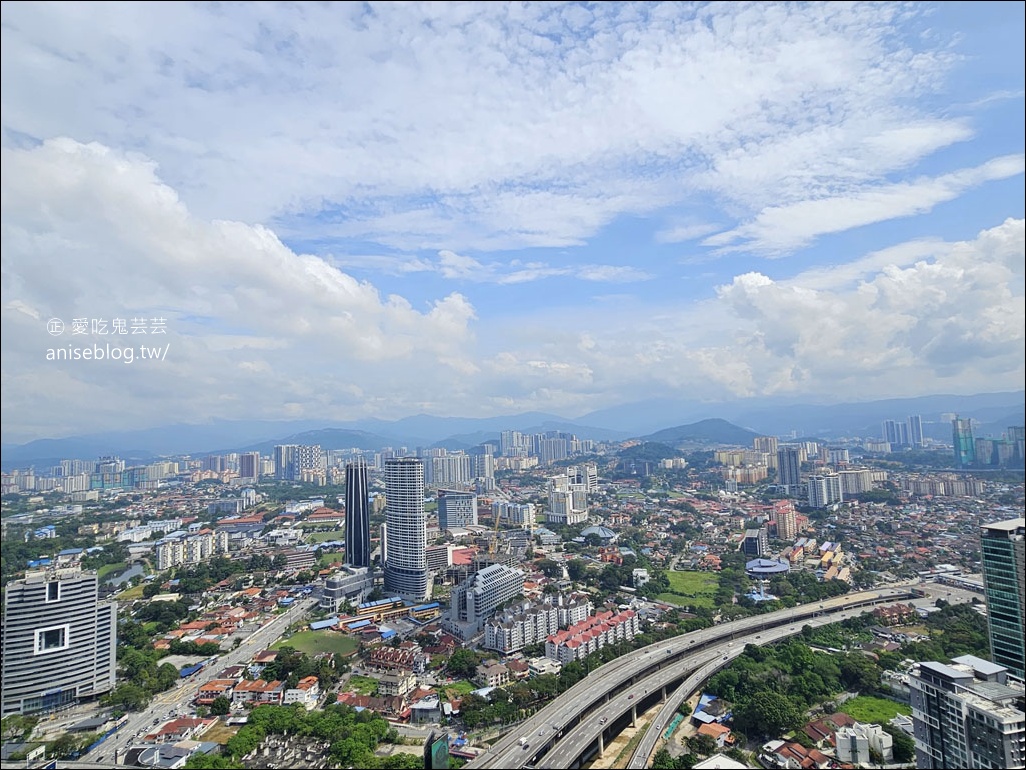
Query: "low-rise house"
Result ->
[[378, 671, 418, 698], [475, 662, 510, 688], [232, 678, 284, 707], [283, 676, 320, 710]]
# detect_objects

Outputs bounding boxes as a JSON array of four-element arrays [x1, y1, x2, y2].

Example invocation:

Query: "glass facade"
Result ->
[[980, 519, 1025, 680]]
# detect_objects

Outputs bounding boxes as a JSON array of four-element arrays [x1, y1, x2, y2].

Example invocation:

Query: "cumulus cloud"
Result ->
[[467, 219, 1025, 413], [0, 139, 479, 438], [1, 140, 1022, 437]]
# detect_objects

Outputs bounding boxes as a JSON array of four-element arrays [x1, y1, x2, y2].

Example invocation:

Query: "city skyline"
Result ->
[[1, 2, 1024, 444]]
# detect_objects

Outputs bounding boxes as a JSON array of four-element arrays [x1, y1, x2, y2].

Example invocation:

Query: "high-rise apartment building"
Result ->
[[777, 446, 803, 489], [772, 502, 798, 541], [345, 459, 371, 569], [493, 501, 535, 530], [2, 568, 116, 716], [274, 444, 324, 481], [239, 451, 260, 481], [437, 489, 478, 529], [981, 518, 1025, 679], [449, 563, 525, 628], [383, 458, 430, 602], [908, 414, 925, 448], [952, 417, 976, 469], [808, 474, 843, 508], [753, 435, 779, 456], [546, 471, 589, 526], [909, 654, 1024, 769], [883, 419, 910, 448], [430, 454, 472, 487]]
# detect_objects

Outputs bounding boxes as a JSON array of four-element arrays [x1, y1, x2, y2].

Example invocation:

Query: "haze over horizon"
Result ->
[[2, 2, 1024, 444]]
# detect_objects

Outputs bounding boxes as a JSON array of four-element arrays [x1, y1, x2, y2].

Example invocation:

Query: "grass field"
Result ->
[[272, 630, 359, 657], [198, 721, 239, 744], [116, 583, 146, 601], [839, 695, 912, 724], [346, 675, 379, 695], [318, 552, 345, 569], [443, 680, 477, 697], [654, 571, 718, 608], [305, 529, 346, 544]]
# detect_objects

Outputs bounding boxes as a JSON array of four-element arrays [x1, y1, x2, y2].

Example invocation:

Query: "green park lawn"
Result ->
[[444, 680, 477, 696], [304, 529, 347, 544], [839, 695, 912, 723], [654, 570, 718, 608], [272, 630, 358, 657]]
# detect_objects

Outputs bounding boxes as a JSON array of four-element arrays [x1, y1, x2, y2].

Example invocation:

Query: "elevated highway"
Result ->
[[465, 587, 917, 769]]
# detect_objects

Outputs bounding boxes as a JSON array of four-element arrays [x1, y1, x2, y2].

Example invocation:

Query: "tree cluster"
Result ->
[[707, 639, 889, 740], [217, 703, 418, 769]]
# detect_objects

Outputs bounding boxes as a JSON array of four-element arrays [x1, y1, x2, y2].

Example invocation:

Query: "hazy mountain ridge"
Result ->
[[2, 391, 1022, 470], [642, 418, 761, 446]]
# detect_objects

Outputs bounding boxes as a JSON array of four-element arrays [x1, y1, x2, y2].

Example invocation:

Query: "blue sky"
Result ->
[[1, 1, 1023, 441]]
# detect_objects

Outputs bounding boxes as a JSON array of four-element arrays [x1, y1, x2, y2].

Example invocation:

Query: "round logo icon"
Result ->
[[47, 318, 65, 336]]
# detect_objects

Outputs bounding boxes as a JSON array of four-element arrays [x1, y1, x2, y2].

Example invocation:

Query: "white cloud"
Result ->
[[0, 140, 1022, 438], [469, 219, 1025, 412], [655, 222, 722, 244], [705, 154, 1026, 254], [0, 139, 481, 437], [428, 250, 651, 284], [0, 1, 986, 252]]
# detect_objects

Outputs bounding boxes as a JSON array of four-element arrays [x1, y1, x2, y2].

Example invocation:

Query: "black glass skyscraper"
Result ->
[[345, 459, 371, 568]]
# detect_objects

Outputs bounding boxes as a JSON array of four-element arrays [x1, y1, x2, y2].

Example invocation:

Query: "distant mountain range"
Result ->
[[2, 390, 1022, 470], [643, 418, 761, 447]]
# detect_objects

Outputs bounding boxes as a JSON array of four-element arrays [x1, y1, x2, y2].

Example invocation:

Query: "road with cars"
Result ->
[[465, 587, 918, 769], [85, 597, 317, 765]]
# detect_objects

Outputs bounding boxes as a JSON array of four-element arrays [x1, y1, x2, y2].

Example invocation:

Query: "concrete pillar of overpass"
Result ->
[[661, 685, 667, 700], [631, 704, 637, 727], [598, 731, 604, 757]]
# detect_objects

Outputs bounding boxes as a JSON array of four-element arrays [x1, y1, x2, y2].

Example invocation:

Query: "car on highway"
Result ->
[[628, 694, 634, 699]]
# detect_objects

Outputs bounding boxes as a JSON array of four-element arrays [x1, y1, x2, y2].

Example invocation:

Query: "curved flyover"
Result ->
[[464, 588, 915, 769]]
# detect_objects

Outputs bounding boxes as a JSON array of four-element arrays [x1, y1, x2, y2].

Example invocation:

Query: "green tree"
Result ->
[[536, 559, 562, 579], [691, 734, 717, 756], [446, 648, 479, 679], [1, 714, 39, 742], [840, 654, 881, 693], [183, 754, 244, 769], [567, 559, 587, 582], [210, 695, 231, 716], [48, 733, 80, 759], [380, 754, 425, 769], [733, 691, 803, 738], [651, 748, 677, 769], [882, 723, 915, 762]]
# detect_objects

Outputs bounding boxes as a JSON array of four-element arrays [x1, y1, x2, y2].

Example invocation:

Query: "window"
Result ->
[[34, 624, 70, 654], [47, 581, 60, 601]]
